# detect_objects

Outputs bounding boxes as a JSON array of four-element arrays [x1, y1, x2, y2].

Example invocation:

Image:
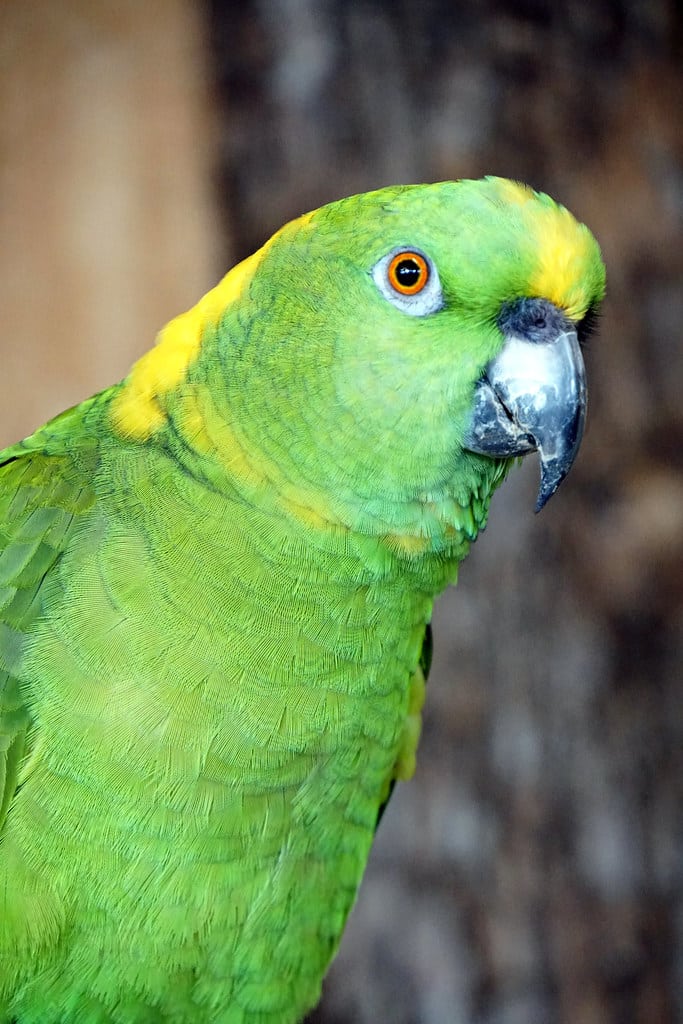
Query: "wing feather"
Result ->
[[0, 404, 102, 835], [375, 621, 433, 828]]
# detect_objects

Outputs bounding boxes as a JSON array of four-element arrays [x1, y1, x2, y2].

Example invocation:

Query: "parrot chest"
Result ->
[[5, 502, 435, 1022]]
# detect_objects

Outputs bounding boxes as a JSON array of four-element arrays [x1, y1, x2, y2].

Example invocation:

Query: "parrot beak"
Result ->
[[463, 325, 586, 511]]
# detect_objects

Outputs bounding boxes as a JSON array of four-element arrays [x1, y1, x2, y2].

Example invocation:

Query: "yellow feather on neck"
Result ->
[[110, 212, 315, 441], [109, 248, 264, 440]]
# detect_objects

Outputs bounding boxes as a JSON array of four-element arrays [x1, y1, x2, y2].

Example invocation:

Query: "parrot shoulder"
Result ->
[[0, 392, 106, 835]]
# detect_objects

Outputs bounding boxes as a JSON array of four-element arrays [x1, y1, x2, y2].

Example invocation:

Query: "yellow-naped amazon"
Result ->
[[0, 178, 605, 1023]]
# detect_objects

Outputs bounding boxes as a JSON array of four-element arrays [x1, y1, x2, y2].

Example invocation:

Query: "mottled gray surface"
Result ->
[[207, 3, 682, 1020]]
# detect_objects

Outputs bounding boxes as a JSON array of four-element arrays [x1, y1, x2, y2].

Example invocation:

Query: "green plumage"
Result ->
[[0, 179, 605, 1023]]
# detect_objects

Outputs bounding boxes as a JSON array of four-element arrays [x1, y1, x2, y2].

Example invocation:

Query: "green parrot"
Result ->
[[0, 178, 604, 1023]]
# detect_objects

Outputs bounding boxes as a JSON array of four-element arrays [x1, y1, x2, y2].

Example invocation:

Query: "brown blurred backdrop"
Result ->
[[1, 2, 682, 1022]]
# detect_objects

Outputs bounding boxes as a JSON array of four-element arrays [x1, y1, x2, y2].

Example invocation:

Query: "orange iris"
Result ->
[[387, 251, 430, 295]]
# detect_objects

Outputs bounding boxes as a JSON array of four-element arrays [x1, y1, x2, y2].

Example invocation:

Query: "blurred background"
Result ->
[[1, 2, 682, 1021]]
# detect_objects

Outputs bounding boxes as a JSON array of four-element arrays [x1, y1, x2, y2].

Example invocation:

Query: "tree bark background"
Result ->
[[1, 2, 682, 1022], [0, 0, 220, 445]]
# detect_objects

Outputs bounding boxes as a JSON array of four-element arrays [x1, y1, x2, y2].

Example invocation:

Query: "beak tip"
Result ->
[[534, 446, 578, 512], [534, 488, 553, 514], [535, 467, 559, 512]]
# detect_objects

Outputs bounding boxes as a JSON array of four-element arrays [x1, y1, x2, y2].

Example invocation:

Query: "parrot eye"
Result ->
[[372, 247, 444, 317], [388, 252, 429, 295]]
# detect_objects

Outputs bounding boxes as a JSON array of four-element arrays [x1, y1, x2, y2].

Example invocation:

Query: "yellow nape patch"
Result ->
[[528, 203, 600, 321], [110, 249, 262, 439], [492, 178, 534, 206], [110, 211, 315, 440], [109, 249, 264, 439]]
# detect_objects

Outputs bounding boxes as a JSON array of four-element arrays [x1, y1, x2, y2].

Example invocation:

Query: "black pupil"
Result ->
[[396, 258, 422, 288]]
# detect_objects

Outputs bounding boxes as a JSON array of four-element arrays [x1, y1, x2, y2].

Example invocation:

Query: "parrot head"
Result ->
[[112, 177, 605, 546]]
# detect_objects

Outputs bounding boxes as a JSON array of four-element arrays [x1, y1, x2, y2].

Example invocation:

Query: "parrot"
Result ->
[[0, 177, 605, 1024]]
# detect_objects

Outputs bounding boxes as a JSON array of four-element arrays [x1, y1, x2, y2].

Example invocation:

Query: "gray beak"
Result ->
[[463, 326, 587, 511]]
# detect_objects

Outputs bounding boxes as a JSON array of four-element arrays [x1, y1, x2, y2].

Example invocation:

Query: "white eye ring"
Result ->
[[372, 247, 444, 317]]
